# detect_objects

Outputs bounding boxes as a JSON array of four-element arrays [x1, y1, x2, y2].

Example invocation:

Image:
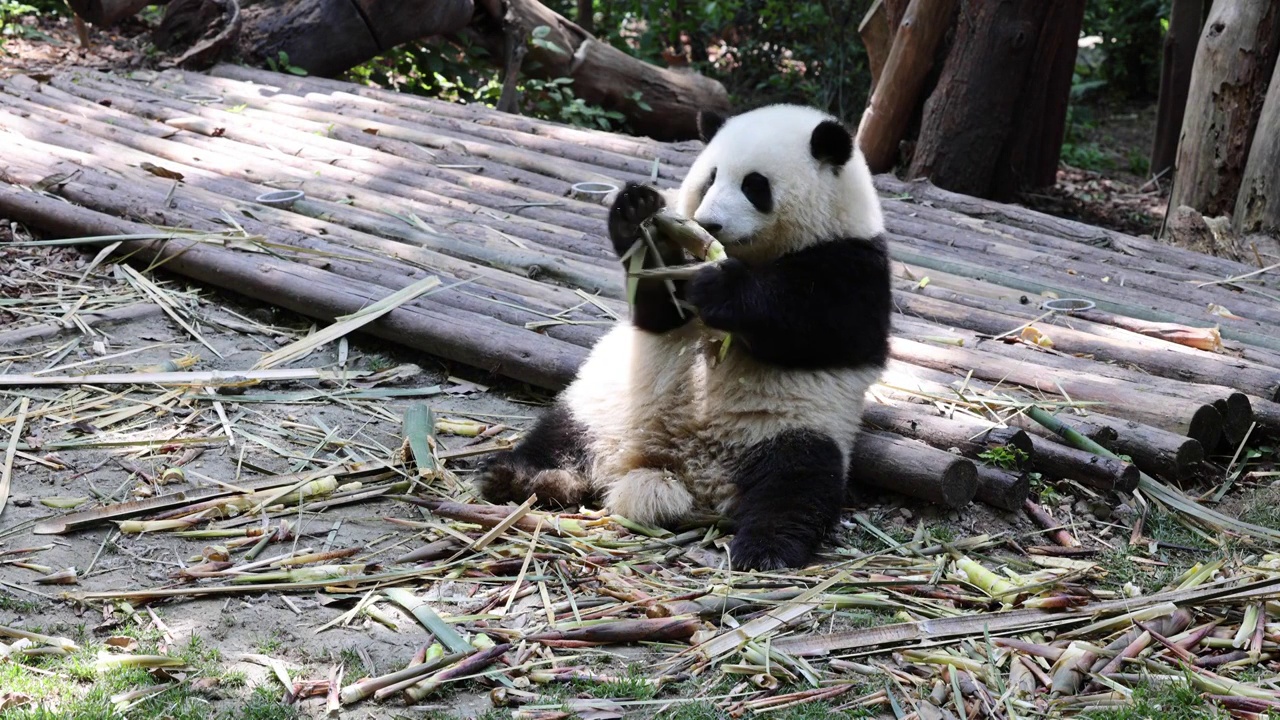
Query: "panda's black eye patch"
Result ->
[[703, 168, 717, 196], [741, 172, 772, 214]]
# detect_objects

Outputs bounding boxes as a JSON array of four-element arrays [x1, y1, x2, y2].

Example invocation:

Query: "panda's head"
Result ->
[[675, 104, 883, 261]]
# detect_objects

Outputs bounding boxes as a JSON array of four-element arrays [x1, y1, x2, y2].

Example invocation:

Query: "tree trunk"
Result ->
[[237, 0, 476, 78], [1171, 0, 1280, 218], [1234, 60, 1280, 234], [908, 0, 1085, 201], [990, 0, 1085, 199], [856, 0, 958, 173], [575, 0, 592, 34], [1151, 0, 1206, 179]]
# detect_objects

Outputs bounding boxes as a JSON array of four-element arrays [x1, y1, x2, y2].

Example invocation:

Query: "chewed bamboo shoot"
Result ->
[[650, 209, 727, 262]]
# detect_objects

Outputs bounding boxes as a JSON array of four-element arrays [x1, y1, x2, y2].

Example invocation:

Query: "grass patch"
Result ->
[[0, 632, 298, 720], [1082, 679, 1229, 720], [0, 592, 39, 614]]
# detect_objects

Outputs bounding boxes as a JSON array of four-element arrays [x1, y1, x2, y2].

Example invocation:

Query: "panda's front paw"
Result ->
[[607, 183, 666, 259], [688, 258, 748, 330], [728, 531, 813, 572]]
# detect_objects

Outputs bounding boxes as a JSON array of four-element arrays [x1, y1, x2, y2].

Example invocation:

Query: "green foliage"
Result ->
[[0, 0, 62, 45], [265, 51, 308, 76], [978, 444, 1027, 471], [1080, 0, 1170, 101]]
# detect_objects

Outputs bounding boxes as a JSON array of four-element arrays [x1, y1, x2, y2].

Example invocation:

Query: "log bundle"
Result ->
[[1, 65, 1279, 521]]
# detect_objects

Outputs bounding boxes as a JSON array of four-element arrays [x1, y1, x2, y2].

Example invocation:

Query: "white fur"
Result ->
[[563, 104, 885, 525]]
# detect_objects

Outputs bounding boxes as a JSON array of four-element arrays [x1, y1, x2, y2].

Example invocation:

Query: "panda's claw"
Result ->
[[607, 183, 667, 259]]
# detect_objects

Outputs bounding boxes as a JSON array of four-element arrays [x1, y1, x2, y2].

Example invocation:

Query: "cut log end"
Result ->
[[1187, 404, 1224, 453], [974, 465, 1030, 512]]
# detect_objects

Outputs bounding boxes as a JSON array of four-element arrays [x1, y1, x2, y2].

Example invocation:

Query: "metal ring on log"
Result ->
[[1040, 298, 1096, 313], [255, 190, 305, 208]]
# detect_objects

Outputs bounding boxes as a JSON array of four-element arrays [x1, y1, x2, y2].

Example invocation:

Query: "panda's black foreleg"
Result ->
[[607, 183, 693, 334], [728, 429, 846, 571], [474, 402, 591, 510]]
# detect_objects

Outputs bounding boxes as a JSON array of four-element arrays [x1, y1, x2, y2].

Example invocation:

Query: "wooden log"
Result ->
[[886, 359, 1206, 482], [855, 0, 958, 173], [886, 218, 1280, 331], [1019, 411, 1205, 482], [0, 147, 613, 353], [1024, 498, 1080, 549], [0, 118, 622, 314], [1151, 0, 1206, 178], [873, 175, 1267, 282], [887, 239, 1280, 356], [1172, 0, 1280, 218], [850, 430, 978, 509], [0, 187, 587, 390], [1235, 58, 1280, 234], [862, 403, 1033, 463], [206, 63, 699, 169], [889, 337, 1227, 452], [0, 81, 618, 267], [891, 289, 1280, 402], [1024, 436, 1140, 493], [974, 465, 1030, 512], [859, 0, 893, 91]]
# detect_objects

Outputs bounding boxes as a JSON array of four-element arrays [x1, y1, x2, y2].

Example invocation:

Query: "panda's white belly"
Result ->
[[562, 322, 879, 519]]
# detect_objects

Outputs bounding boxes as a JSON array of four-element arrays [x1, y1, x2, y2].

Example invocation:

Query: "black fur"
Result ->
[[698, 110, 727, 143], [474, 402, 590, 507], [728, 429, 845, 571], [741, 172, 773, 214], [810, 120, 854, 168], [687, 235, 892, 370], [607, 183, 693, 334]]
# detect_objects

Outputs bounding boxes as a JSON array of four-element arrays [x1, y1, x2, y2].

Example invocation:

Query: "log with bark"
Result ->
[[1171, 0, 1280, 218], [1024, 436, 1139, 493], [973, 465, 1030, 513], [850, 430, 978, 510], [889, 337, 1233, 453], [862, 403, 1032, 464], [0, 187, 587, 390]]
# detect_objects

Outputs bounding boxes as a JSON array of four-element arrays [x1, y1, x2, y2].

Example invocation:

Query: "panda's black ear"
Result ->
[[810, 120, 853, 167], [697, 110, 726, 143]]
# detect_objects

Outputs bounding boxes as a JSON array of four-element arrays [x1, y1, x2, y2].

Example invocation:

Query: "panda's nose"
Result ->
[[701, 222, 723, 235]]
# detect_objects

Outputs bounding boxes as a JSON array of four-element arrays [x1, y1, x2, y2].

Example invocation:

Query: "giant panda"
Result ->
[[475, 104, 892, 571]]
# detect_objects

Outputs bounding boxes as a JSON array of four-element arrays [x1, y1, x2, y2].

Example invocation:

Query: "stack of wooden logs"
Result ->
[[1, 64, 1277, 522]]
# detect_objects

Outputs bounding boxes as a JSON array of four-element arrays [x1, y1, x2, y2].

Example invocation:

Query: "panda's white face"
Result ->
[[676, 104, 884, 261]]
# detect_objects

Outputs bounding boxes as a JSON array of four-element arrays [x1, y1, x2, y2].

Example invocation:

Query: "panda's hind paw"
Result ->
[[728, 532, 814, 572], [607, 183, 667, 259]]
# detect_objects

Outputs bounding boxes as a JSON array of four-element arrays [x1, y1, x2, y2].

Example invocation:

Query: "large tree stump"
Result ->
[[906, 0, 1085, 201], [1171, 0, 1280, 218], [1234, 60, 1280, 234], [1150, 0, 1206, 179]]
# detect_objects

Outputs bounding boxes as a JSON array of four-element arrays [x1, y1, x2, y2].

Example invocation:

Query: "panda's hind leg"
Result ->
[[474, 403, 590, 510], [727, 429, 846, 571]]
